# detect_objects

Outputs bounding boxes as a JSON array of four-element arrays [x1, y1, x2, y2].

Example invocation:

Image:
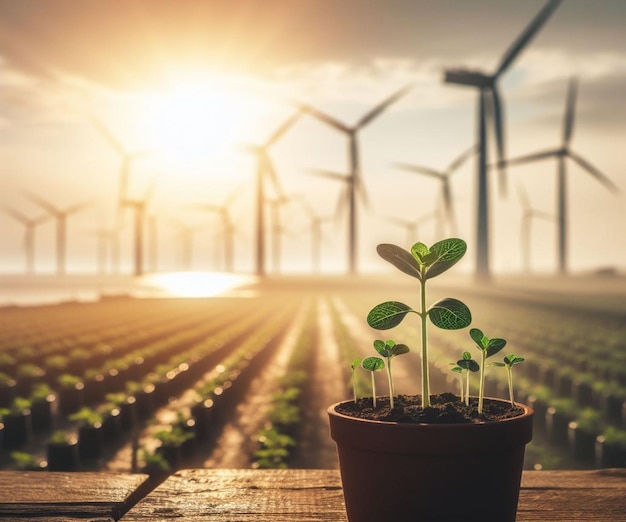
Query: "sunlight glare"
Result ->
[[139, 272, 257, 298], [139, 73, 249, 166]]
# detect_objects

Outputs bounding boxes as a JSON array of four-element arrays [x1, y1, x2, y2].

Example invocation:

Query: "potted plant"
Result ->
[[0, 397, 33, 450], [69, 407, 104, 461], [328, 238, 534, 522], [29, 382, 56, 432], [46, 430, 80, 471]]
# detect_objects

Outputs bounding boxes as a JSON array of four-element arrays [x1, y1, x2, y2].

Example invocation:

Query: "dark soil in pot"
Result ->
[[336, 392, 525, 423]]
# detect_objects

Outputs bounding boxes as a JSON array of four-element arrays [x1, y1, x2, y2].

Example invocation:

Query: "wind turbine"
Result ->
[[90, 117, 149, 223], [192, 187, 241, 272], [516, 184, 554, 273], [500, 78, 619, 274], [301, 83, 414, 275], [395, 145, 477, 237], [382, 212, 437, 247], [266, 194, 294, 274], [444, 0, 562, 281], [121, 179, 157, 277], [295, 196, 336, 274], [169, 219, 211, 272], [2, 208, 50, 274], [86, 227, 116, 275], [241, 110, 302, 277], [23, 193, 92, 275]]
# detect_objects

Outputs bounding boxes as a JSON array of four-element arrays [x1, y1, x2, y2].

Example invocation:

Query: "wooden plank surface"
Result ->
[[0, 471, 151, 520], [123, 468, 626, 522]]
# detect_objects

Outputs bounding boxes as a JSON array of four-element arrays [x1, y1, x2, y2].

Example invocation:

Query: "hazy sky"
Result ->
[[1, 0, 625, 275]]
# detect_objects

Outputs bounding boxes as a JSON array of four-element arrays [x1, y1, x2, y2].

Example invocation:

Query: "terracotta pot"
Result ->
[[328, 398, 533, 522]]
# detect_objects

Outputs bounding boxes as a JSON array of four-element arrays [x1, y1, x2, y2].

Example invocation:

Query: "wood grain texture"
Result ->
[[123, 469, 626, 522], [0, 471, 151, 520]]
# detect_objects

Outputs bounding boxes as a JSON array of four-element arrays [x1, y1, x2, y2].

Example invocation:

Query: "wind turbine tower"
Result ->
[[3, 208, 50, 274], [444, 0, 562, 282]]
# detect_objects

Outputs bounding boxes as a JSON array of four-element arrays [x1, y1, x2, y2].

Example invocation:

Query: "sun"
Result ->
[[138, 73, 250, 167]]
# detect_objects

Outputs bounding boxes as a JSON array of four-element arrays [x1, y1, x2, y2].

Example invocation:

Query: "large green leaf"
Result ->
[[376, 244, 421, 280], [457, 358, 479, 372], [367, 301, 413, 330], [428, 298, 472, 330], [361, 356, 384, 372], [486, 338, 507, 358], [423, 238, 467, 280], [469, 328, 486, 347], [390, 343, 410, 357]]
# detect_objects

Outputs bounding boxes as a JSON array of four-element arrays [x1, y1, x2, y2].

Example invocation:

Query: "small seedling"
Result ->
[[470, 328, 506, 414], [493, 353, 525, 407], [361, 356, 384, 408], [373, 339, 409, 409], [367, 238, 471, 407], [453, 351, 479, 405], [351, 357, 362, 403]]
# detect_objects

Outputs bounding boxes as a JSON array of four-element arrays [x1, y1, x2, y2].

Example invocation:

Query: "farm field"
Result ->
[[1, 273, 625, 475]]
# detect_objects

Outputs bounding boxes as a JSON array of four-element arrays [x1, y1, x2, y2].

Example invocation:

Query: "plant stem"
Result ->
[[507, 367, 514, 406], [352, 371, 357, 403], [478, 350, 486, 414], [465, 372, 470, 406], [371, 372, 377, 408], [420, 277, 430, 408], [458, 374, 464, 402], [386, 358, 394, 409]]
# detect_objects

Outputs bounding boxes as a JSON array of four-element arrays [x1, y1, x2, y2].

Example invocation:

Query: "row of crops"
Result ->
[[336, 282, 626, 470], [1, 278, 625, 474], [0, 293, 306, 474]]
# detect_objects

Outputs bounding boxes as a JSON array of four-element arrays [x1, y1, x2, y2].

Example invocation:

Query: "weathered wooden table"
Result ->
[[1, 469, 625, 521]]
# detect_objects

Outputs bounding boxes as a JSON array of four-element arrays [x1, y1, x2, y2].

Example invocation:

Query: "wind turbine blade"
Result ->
[[23, 191, 58, 215], [356, 175, 371, 209], [563, 77, 578, 146], [301, 103, 350, 133], [394, 162, 443, 179], [496, 0, 563, 76], [535, 210, 555, 221], [90, 117, 127, 157], [357, 83, 414, 129], [3, 207, 28, 224], [568, 152, 620, 193], [491, 86, 507, 196], [501, 149, 558, 168], [264, 157, 285, 197], [446, 144, 478, 174], [266, 111, 302, 148], [66, 201, 94, 215], [335, 188, 347, 223], [307, 168, 349, 183]]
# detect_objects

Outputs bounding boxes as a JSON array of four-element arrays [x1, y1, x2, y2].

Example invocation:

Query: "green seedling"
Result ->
[[373, 339, 409, 409], [350, 358, 362, 403], [493, 353, 525, 407], [361, 356, 384, 408], [452, 351, 479, 405], [470, 328, 506, 414], [367, 238, 471, 407]]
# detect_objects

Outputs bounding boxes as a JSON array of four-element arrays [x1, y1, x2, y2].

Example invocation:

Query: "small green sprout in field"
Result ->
[[493, 354, 525, 407], [367, 238, 471, 408], [373, 339, 409, 409], [350, 357, 362, 403], [470, 328, 506, 414], [452, 351, 479, 405], [361, 356, 384, 408]]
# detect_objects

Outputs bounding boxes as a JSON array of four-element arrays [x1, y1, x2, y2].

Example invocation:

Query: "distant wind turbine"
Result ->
[[23, 193, 92, 275], [395, 145, 477, 237], [241, 110, 302, 277], [170, 219, 211, 272], [91, 117, 150, 223], [86, 227, 116, 275], [444, 0, 562, 281], [516, 184, 554, 273], [121, 179, 157, 277], [302, 83, 414, 274], [266, 194, 294, 274], [500, 78, 620, 274], [2, 208, 50, 274], [192, 187, 241, 272], [382, 212, 437, 247], [295, 196, 336, 274]]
